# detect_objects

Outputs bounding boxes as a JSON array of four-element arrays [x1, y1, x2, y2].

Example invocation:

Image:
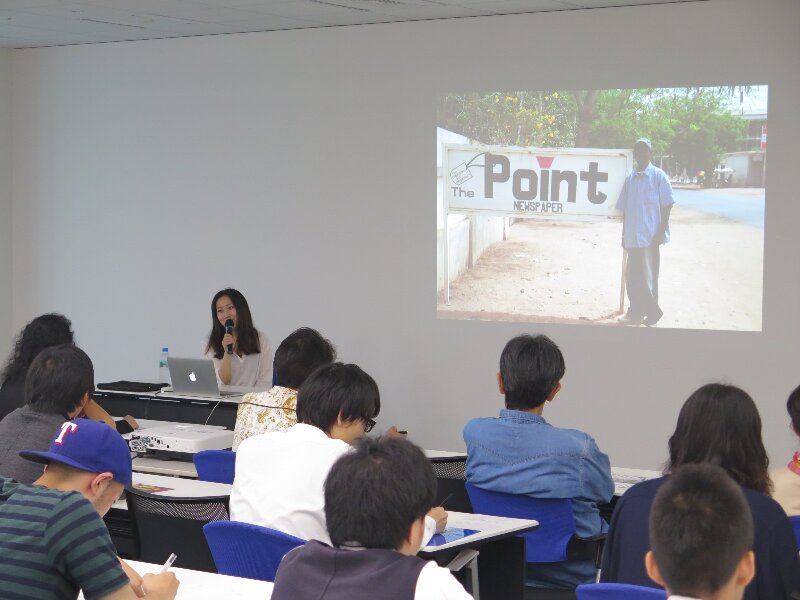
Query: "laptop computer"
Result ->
[[166, 357, 239, 398]]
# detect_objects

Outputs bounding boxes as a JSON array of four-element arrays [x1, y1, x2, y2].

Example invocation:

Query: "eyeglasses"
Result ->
[[363, 418, 376, 433]]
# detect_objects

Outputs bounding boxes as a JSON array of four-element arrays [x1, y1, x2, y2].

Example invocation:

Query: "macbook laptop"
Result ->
[[166, 357, 239, 398]]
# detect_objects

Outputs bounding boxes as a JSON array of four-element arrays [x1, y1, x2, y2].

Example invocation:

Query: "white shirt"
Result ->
[[415, 562, 473, 600], [205, 328, 272, 389], [230, 423, 437, 545], [230, 423, 348, 544], [770, 465, 800, 517]]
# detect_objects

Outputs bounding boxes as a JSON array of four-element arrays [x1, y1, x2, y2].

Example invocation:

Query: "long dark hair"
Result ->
[[205, 288, 261, 359], [2, 313, 74, 385], [666, 383, 771, 494]]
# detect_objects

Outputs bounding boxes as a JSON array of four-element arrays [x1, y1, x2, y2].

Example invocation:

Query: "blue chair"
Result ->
[[790, 515, 800, 549], [465, 483, 605, 565], [203, 520, 305, 582], [193, 450, 236, 484], [576, 583, 666, 599]]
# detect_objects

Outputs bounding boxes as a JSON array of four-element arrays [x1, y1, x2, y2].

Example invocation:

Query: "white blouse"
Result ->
[[205, 328, 272, 389]]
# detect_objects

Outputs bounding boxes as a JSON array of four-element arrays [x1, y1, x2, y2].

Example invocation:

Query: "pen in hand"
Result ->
[[160, 553, 177, 573]]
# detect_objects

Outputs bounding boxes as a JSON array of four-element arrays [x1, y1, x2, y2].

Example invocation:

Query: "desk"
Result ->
[[421, 511, 538, 553], [420, 512, 537, 600], [78, 560, 273, 599], [95, 388, 242, 429], [133, 457, 199, 478], [115, 472, 232, 511], [611, 466, 661, 496]]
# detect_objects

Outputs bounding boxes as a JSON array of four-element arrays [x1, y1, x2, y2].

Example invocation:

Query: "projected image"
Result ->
[[436, 86, 767, 331]]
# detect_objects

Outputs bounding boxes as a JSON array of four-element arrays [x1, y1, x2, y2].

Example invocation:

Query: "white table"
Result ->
[[132, 457, 199, 478], [114, 472, 232, 510], [611, 466, 661, 496], [424, 449, 467, 460], [421, 511, 537, 553], [78, 560, 272, 599]]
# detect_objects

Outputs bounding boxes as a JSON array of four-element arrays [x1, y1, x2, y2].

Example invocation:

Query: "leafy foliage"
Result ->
[[438, 87, 749, 175]]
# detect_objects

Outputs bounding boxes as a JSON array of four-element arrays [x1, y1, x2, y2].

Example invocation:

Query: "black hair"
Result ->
[[649, 463, 753, 597], [205, 288, 261, 359], [296, 363, 380, 434], [667, 383, 771, 494], [1, 314, 74, 385], [325, 436, 436, 550], [499, 334, 565, 410], [787, 384, 800, 435], [25, 344, 94, 415], [274, 328, 336, 389]]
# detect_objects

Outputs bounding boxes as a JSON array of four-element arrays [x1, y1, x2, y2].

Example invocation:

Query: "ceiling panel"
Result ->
[[0, 0, 706, 48]]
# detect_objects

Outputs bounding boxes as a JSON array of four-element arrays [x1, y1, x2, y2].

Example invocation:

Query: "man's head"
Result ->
[[274, 327, 337, 390], [25, 344, 94, 416], [296, 362, 380, 444], [498, 334, 564, 411], [325, 436, 436, 554], [634, 138, 652, 171], [645, 463, 755, 600], [20, 418, 133, 516]]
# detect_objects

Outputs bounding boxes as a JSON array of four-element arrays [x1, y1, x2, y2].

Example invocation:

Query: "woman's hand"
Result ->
[[221, 333, 236, 355]]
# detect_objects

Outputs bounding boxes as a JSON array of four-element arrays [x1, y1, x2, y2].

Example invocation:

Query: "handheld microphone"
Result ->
[[225, 319, 234, 354]]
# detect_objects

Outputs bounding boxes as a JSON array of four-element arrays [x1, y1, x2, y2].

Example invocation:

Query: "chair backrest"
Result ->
[[125, 487, 230, 572], [430, 457, 473, 513], [465, 483, 575, 563], [193, 450, 236, 484], [791, 516, 800, 549], [203, 520, 305, 582], [576, 583, 667, 599]]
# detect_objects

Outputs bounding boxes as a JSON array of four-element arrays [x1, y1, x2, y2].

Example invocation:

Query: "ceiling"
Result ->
[[0, 0, 700, 49]]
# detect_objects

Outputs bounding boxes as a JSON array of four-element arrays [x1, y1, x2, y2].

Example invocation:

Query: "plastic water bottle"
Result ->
[[159, 347, 170, 384]]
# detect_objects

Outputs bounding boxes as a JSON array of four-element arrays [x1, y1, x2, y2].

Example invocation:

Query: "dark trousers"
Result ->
[[625, 245, 661, 319]]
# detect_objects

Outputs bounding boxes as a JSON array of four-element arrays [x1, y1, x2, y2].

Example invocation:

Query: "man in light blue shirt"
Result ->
[[616, 138, 675, 326], [463, 334, 614, 590]]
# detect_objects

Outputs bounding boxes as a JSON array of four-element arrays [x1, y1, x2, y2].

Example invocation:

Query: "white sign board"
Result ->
[[443, 143, 631, 218]]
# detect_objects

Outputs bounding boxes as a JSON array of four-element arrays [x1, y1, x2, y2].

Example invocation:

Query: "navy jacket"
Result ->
[[600, 476, 800, 600]]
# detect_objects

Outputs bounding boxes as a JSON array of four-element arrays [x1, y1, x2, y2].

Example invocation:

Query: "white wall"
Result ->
[[9, 0, 800, 468], [0, 48, 11, 358]]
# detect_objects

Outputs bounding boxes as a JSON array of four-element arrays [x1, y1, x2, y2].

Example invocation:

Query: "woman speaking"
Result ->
[[205, 288, 272, 389]]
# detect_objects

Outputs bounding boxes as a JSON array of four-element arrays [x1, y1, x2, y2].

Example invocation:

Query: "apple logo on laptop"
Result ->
[[189, 372, 197, 382]]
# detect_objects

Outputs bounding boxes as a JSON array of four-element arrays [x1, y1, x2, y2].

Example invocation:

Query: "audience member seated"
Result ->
[[0, 314, 75, 421], [0, 314, 133, 431], [771, 383, 800, 516], [601, 383, 800, 600], [230, 362, 446, 544], [463, 333, 613, 589], [232, 327, 336, 450], [0, 345, 116, 483], [0, 418, 179, 600], [272, 436, 471, 600], [645, 463, 755, 600]]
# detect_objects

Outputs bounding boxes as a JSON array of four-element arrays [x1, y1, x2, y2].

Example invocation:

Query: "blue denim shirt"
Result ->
[[616, 163, 675, 249], [463, 409, 614, 588]]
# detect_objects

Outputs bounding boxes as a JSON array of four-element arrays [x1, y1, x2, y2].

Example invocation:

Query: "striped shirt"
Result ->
[[0, 476, 129, 600]]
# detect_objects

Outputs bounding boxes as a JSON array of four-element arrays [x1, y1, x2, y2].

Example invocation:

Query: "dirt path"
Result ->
[[437, 205, 763, 331]]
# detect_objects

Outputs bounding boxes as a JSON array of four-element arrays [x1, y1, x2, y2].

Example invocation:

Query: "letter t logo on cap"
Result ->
[[55, 422, 79, 445]]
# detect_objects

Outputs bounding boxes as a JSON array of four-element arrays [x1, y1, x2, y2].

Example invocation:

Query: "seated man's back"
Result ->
[[230, 362, 379, 544], [463, 334, 613, 589], [271, 437, 471, 600], [230, 423, 350, 543]]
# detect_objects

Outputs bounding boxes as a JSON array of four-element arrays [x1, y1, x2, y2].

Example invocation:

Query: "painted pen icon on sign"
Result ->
[[449, 152, 486, 186]]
